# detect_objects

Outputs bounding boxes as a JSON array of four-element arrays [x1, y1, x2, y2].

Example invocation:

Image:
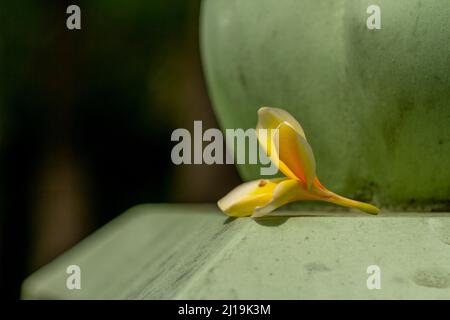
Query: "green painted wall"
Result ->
[[200, 0, 450, 209]]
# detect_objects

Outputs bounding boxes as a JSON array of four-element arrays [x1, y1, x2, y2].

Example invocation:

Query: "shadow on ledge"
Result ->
[[221, 211, 450, 226], [222, 216, 290, 227], [253, 216, 290, 227]]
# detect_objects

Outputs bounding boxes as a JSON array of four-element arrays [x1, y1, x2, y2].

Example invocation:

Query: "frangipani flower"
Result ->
[[218, 107, 380, 217]]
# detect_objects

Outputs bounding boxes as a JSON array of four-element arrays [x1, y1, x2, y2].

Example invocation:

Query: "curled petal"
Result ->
[[256, 106, 306, 156], [274, 122, 316, 189], [256, 107, 316, 189], [217, 178, 287, 217], [251, 179, 318, 218], [257, 107, 307, 140]]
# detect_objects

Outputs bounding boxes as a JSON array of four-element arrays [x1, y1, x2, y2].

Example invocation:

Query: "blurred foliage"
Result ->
[[0, 0, 236, 299]]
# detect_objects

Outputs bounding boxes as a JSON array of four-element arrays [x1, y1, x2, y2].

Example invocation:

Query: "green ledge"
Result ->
[[21, 204, 450, 299]]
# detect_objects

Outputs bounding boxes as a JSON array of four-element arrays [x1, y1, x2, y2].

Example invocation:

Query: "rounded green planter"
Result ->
[[200, 0, 450, 209]]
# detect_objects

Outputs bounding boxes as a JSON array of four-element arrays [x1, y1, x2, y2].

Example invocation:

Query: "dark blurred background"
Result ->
[[0, 0, 240, 299]]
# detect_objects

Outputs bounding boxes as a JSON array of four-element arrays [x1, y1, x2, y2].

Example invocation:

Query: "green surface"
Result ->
[[200, 0, 450, 208], [22, 204, 450, 299]]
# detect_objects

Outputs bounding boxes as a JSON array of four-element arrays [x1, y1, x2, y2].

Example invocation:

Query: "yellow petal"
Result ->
[[257, 107, 306, 139], [249, 178, 380, 217], [324, 192, 380, 215], [335, 197, 379, 214], [312, 180, 380, 215], [273, 122, 316, 189], [217, 178, 287, 217], [256, 107, 316, 188], [252, 179, 318, 218]]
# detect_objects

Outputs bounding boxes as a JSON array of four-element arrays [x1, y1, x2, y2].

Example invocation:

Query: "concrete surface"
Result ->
[[22, 204, 450, 299]]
